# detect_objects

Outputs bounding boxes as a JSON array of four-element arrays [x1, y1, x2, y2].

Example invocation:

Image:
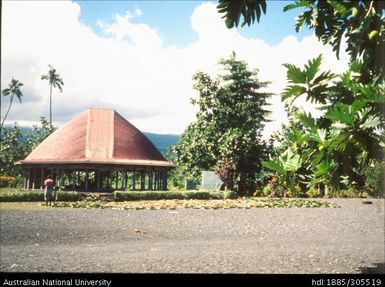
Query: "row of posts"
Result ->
[[23, 167, 168, 191]]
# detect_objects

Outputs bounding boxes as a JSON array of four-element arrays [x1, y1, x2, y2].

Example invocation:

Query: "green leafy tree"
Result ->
[[173, 52, 272, 195], [268, 57, 384, 194], [41, 65, 64, 126], [25, 117, 55, 150], [283, 0, 385, 79], [163, 147, 189, 189], [0, 123, 26, 176], [217, 0, 385, 78], [218, 0, 384, 196], [0, 117, 54, 177], [1, 78, 23, 131], [217, 0, 266, 28]]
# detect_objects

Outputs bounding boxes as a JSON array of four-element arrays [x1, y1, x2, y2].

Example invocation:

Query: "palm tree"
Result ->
[[1, 78, 24, 130], [41, 65, 64, 126]]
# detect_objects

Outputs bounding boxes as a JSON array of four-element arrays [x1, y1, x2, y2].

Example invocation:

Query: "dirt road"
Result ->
[[1, 199, 384, 273]]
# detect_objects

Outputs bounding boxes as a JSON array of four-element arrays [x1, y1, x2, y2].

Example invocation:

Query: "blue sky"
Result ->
[[2, 1, 347, 135], [76, 1, 312, 47]]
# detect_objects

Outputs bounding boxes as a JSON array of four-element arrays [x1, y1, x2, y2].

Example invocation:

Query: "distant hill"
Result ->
[[143, 132, 180, 154], [7, 126, 180, 155]]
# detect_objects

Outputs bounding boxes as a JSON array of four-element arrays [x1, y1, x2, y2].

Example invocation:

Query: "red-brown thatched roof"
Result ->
[[17, 108, 174, 168]]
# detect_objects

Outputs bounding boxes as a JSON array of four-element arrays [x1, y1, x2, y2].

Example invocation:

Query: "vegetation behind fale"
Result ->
[[1, 0, 384, 199]]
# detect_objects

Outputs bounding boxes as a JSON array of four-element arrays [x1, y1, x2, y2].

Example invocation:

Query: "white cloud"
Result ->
[[135, 8, 142, 17], [1, 1, 348, 137], [98, 12, 162, 48]]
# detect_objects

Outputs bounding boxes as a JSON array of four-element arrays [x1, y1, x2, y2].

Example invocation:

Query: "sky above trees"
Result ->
[[1, 1, 349, 136]]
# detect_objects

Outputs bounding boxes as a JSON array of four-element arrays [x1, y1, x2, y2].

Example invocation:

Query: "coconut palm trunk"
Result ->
[[41, 65, 64, 127], [1, 78, 23, 130], [49, 84, 53, 125], [1, 96, 14, 129]]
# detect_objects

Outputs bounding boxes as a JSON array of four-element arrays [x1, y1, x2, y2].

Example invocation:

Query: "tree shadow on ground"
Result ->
[[357, 263, 385, 274]]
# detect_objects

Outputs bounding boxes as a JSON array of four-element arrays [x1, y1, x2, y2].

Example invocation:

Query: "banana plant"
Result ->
[[262, 148, 305, 196]]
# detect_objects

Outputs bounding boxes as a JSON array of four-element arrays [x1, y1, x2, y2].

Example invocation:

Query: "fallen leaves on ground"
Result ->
[[52, 198, 339, 210]]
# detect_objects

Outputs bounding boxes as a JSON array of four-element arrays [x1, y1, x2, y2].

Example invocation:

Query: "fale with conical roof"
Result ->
[[16, 108, 174, 191]]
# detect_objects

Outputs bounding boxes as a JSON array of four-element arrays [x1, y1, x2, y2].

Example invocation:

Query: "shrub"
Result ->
[[0, 176, 17, 188], [0, 190, 44, 202], [262, 185, 271, 197], [0, 190, 79, 202], [223, 190, 237, 199], [363, 160, 384, 198], [328, 188, 365, 198], [307, 187, 321, 198], [114, 190, 236, 201], [252, 189, 261, 197], [55, 191, 79, 201]]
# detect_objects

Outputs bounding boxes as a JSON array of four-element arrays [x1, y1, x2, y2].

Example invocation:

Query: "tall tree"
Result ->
[[218, 0, 385, 196], [41, 65, 64, 126], [173, 52, 271, 195], [1, 78, 23, 130]]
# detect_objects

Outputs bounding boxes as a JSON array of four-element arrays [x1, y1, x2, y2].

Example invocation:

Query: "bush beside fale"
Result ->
[[114, 190, 237, 201], [0, 176, 17, 188], [0, 189, 235, 202], [0, 190, 79, 202]]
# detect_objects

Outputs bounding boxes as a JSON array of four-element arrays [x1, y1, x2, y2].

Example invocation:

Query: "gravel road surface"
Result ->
[[1, 199, 384, 273]]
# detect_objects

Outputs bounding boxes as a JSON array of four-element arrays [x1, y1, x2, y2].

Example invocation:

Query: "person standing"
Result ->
[[44, 175, 55, 206]]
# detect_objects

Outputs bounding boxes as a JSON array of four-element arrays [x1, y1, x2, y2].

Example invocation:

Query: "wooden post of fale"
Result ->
[[40, 168, 45, 190], [85, 171, 89, 191], [28, 169, 31, 189], [154, 171, 158, 190], [162, 170, 168, 190], [109, 170, 114, 191], [122, 171, 126, 191], [26, 169, 31, 189], [32, 168, 36, 189], [97, 170, 101, 191], [158, 171, 162, 190], [72, 170, 76, 190], [23, 171, 27, 189], [132, 171, 136, 191], [140, 171, 145, 191], [77, 171, 80, 188], [148, 170, 153, 191], [60, 169, 64, 187], [157, 171, 161, 190], [24, 171, 29, 189]]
